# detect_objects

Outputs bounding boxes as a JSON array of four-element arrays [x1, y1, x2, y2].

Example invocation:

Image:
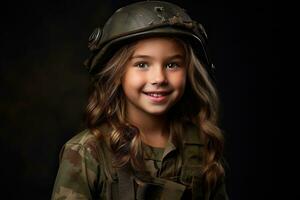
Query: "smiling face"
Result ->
[[121, 37, 187, 117]]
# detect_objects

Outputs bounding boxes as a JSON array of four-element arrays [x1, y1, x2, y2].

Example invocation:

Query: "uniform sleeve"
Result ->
[[51, 143, 100, 200]]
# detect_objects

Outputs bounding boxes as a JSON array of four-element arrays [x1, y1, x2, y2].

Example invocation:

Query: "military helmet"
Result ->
[[85, 0, 215, 78]]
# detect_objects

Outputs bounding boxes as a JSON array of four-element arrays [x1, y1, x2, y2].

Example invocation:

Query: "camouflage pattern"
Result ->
[[51, 124, 229, 199]]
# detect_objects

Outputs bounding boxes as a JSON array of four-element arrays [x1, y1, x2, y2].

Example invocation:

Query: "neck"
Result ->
[[126, 108, 169, 148]]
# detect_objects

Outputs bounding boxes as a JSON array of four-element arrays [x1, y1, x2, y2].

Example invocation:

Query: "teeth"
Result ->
[[148, 93, 163, 97]]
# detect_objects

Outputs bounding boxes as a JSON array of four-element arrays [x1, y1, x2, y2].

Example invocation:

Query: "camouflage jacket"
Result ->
[[51, 124, 229, 200]]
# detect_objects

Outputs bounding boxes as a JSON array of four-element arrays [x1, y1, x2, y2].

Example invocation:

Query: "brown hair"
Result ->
[[85, 37, 225, 195]]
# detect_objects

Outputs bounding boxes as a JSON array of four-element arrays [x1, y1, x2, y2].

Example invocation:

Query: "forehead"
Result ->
[[132, 37, 185, 57]]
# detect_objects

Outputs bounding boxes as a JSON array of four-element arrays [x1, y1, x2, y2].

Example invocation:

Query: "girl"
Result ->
[[51, 1, 229, 199]]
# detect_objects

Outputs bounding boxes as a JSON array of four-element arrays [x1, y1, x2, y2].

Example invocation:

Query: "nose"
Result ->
[[150, 65, 168, 86]]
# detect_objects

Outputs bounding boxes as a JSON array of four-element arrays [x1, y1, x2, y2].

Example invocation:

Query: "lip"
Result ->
[[142, 91, 171, 103]]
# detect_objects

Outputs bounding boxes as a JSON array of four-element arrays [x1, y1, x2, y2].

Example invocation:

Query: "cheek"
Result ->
[[170, 71, 187, 92], [122, 70, 145, 92]]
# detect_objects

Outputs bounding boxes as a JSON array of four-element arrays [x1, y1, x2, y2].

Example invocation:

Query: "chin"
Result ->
[[144, 107, 171, 116]]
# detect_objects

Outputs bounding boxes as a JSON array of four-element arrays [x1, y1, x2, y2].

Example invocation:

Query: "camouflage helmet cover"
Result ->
[[85, 1, 214, 77]]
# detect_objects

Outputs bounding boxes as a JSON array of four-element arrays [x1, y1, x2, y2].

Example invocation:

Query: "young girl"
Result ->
[[51, 1, 228, 199]]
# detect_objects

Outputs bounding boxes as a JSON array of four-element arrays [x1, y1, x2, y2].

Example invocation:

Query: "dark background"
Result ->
[[0, 0, 274, 199]]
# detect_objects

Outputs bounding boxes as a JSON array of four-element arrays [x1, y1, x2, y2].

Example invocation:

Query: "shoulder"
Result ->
[[182, 122, 204, 145], [60, 124, 112, 164], [58, 130, 99, 166], [52, 129, 108, 200], [64, 129, 99, 151], [180, 123, 205, 168]]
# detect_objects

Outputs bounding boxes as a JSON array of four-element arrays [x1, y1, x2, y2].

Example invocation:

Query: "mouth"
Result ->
[[142, 91, 171, 103], [142, 91, 171, 96]]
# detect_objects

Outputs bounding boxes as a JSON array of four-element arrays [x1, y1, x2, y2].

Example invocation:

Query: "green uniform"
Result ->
[[51, 124, 229, 200]]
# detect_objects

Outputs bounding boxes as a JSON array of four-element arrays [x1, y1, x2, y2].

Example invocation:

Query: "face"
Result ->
[[122, 37, 187, 117]]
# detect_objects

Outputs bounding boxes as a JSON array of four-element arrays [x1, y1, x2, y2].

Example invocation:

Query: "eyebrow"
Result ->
[[130, 54, 184, 60]]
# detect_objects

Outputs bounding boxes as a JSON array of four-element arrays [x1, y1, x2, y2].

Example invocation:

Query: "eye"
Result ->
[[166, 63, 179, 69], [134, 62, 149, 69]]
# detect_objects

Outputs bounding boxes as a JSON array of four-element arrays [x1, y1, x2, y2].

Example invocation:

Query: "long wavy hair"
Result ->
[[85, 37, 225, 195]]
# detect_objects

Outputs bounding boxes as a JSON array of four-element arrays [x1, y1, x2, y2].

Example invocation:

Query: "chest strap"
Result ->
[[114, 165, 186, 200], [117, 164, 135, 200]]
